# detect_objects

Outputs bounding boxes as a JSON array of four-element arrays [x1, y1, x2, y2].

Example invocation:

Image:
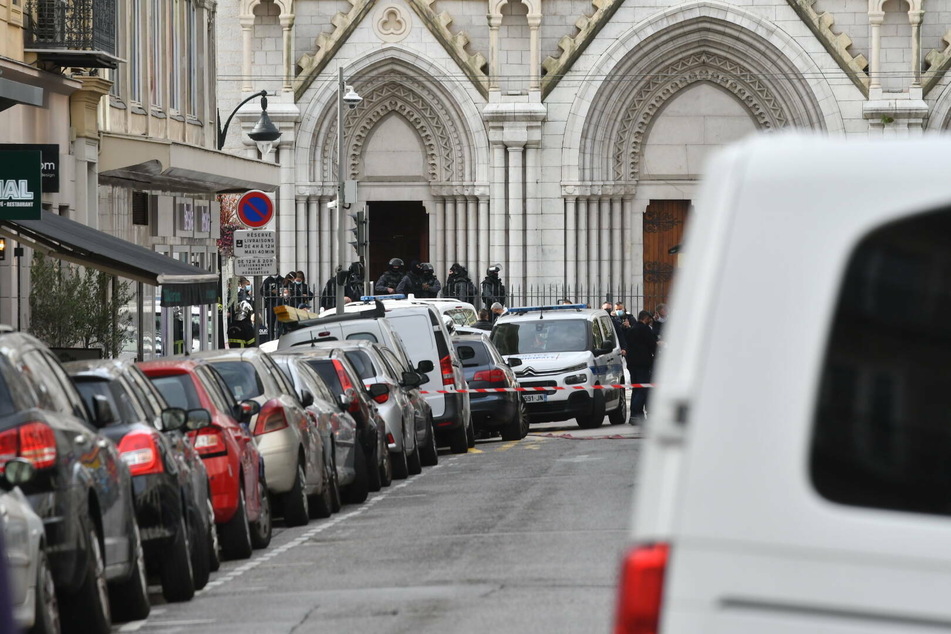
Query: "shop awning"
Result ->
[[0, 211, 219, 307], [98, 134, 280, 193]]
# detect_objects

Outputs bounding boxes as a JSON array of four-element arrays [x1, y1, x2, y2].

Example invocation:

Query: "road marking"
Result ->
[[496, 441, 518, 452], [468, 447, 483, 454]]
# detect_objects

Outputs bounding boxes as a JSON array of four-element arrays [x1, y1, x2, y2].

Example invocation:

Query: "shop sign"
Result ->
[[0, 144, 59, 192], [0, 150, 42, 220]]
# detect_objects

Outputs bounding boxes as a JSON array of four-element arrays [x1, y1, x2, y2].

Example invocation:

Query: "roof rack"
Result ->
[[506, 303, 588, 314], [284, 300, 386, 332]]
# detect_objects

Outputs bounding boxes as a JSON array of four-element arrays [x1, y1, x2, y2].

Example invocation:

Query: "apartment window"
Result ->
[[170, 0, 181, 112], [130, 1, 142, 102], [150, 0, 165, 108], [186, 0, 198, 116]]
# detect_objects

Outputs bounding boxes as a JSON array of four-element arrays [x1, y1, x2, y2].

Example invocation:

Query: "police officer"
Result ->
[[321, 261, 366, 310], [418, 263, 441, 298], [481, 264, 506, 309], [397, 260, 425, 296], [444, 263, 476, 305], [375, 257, 404, 294]]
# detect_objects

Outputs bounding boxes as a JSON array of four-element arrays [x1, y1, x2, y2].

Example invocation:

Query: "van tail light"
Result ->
[[440, 355, 454, 386], [473, 369, 506, 383], [0, 422, 58, 473], [193, 426, 228, 457], [255, 400, 289, 435], [614, 543, 669, 634], [118, 432, 164, 476]]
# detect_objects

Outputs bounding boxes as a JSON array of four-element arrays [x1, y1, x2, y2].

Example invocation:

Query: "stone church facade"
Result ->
[[216, 0, 951, 308]]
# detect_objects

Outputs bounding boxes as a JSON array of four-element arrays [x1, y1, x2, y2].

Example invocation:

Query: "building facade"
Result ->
[[217, 0, 951, 308]]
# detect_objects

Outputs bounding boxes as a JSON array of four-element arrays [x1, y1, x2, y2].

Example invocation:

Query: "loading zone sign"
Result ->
[[234, 230, 276, 257], [0, 150, 41, 220]]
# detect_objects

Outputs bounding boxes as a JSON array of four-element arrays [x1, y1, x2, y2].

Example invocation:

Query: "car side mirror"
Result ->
[[91, 394, 119, 428], [416, 360, 434, 373], [186, 408, 212, 431], [0, 458, 35, 491], [401, 371, 421, 388], [595, 345, 613, 356], [233, 400, 260, 423], [506, 357, 523, 368], [160, 407, 188, 432], [367, 383, 388, 398], [300, 390, 315, 408]]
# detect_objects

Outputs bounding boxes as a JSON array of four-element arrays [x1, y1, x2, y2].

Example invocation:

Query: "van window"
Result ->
[[492, 320, 589, 354], [811, 208, 951, 516], [387, 313, 435, 363], [346, 332, 379, 343]]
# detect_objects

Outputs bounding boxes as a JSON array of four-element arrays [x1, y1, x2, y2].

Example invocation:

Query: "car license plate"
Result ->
[[523, 393, 546, 403]]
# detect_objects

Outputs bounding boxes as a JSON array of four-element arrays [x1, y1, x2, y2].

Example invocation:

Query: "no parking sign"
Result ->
[[236, 190, 274, 228]]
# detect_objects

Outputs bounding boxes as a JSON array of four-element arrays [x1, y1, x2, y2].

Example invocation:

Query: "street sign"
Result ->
[[236, 190, 274, 228], [0, 150, 42, 220], [234, 230, 276, 257], [235, 257, 278, 277]]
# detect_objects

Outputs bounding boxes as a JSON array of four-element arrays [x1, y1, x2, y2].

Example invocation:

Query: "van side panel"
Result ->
[[386, 312, 447, 418]]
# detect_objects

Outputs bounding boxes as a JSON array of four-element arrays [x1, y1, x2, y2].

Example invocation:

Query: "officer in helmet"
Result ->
[[481, 264, 506, 309], [418, 262, 441, 298], [375, 257, 405, 294]]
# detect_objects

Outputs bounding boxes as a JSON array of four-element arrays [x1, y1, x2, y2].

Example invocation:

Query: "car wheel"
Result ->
[[519, 399, 530, 438], [328, 450, 342, 513], [420, 418, 439, 466], [160, 515, 195, 603], [30, 547, 59, 634], [391, 443, 409, 480], [219, 486, 253, 560], [206, 497, 221, 573], [282, 463, 310, 527], [448, 424, 468, 454], [367, 442, 383, 492], [342, 443, 369, 504], [577, 389, 606, 429], [61, 521, 110, 634], [250, 479, 273, 549], [407, 429, 422, 475], [379, 438, 393, 488], [110, 518, 150, 620], [608, 389, 627, 425], [190, 505, 211, 591], [308, 461, 335, 519], [501, 400, 524, 441], [466, 418, 476, 448]]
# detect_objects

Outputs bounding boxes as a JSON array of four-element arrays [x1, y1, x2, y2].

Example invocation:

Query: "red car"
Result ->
[[138, 360, 272, 559]]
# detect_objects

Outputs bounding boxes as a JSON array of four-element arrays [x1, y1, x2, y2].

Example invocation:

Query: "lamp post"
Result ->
[[336, 68, 362, 314], [217, 90, 282, 151]]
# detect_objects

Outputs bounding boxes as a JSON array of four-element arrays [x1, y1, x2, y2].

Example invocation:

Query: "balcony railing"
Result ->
[[24, 0, 118, 69]]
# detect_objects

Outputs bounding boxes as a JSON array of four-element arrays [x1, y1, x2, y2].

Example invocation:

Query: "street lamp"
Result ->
[[336, 68, 362, 314], [217, 89, 282, 153]]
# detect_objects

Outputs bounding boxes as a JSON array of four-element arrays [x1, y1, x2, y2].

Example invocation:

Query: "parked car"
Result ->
[[492, 304, 626, 428], [278, 304, 439, 466], [138, 359, 271, 559], [187, 349, 333, 526], [618, 135, 951, 633], [1, 458, 59, 634], [452, 332, 528, 441], [305, 340, 423, 479], [267, 354, 344, 516], [0, 328, 148, 633], [65, 359, 217, 601], [318, 297, 473, 454], [277, 350, 390, 502], [372, 343, 438, 468]]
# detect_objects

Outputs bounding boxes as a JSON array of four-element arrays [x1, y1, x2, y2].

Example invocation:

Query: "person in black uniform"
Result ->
[[480, 264, 506, 309], [444, 263, 477, 306], [627, 310, 657, 423], [417, 263, 441, 298], [375, 258, 404, 294]]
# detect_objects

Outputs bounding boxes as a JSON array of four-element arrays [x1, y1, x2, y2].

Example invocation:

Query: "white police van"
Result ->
[[491, 304, 626, 428]]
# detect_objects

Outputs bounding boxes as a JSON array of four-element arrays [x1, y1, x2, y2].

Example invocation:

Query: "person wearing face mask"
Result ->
[[602, 301, 628, 359], [481, 264, 506, 310], [397, 260, 425, 296]]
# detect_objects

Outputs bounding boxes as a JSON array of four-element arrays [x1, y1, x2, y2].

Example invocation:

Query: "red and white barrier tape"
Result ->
[[418, 383, 654, 394]]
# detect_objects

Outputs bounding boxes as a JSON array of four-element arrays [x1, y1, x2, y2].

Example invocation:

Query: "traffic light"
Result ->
[[348, 210, 368, 254]]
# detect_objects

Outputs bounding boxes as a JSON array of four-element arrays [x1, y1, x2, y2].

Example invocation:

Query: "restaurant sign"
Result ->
[[0, 150, 41, 220]]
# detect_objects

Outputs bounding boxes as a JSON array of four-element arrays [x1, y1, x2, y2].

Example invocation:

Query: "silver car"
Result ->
[[307, 340, 422, 479], [1, 459, 59, 633]]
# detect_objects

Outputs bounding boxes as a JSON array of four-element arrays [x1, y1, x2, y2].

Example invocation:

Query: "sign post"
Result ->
[[232, 199, 276, 348], [236, 190, 274, 228]]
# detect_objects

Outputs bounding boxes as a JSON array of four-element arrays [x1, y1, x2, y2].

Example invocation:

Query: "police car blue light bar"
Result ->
[[506, 303, 588, 314], [359, 294, 406, 302]]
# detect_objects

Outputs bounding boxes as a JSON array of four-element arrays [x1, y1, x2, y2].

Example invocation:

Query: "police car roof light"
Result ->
[[506, 303, 588, 314], [359, 294, 407, 302]]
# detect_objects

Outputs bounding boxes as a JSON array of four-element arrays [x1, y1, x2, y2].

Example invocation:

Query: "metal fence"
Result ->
[[505, 284, 668, 315]]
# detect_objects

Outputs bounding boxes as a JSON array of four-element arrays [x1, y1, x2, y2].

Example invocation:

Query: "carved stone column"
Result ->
[[307, 196, 319, 294], [490, 143, 506, 269], [611, 197, 622, 285], [477, 197, 490, 279], [869, 8, 884, 95], [320, 196, 332, 295], [241, 15, 255, 93], [488, 15, 502, 92], [281, 14, 295, 93], [565, 196, 577, 288], [445, 196, 456, 267], [507, 146, 525, 291], [622, 196, 634, 287], [435, 198, 446, 279], [294, 196, 306, 273], [599, 197, 611, 286], [909, 8, 923, 88], [466, 197, 478, 274]]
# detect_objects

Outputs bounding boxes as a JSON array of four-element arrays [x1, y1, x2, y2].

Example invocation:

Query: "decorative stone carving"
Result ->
[[924, 30, 951, 95], [404, 0, 489, 97], [295, 0, 377, 100], [373, 3, 411, 43], [615, 52, 790, 181], [541, 0, 624, 99], [785, 0, 869, 94]]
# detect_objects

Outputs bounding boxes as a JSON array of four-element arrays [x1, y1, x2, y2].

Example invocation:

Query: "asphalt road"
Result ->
[[116, 421, 640, 634]]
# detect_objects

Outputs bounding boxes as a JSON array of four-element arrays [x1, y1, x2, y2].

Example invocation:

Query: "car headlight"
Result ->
[[562, 363, 588, 373]]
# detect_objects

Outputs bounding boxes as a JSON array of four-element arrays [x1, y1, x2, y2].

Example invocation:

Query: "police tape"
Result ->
[[418, 383, 654, 394]]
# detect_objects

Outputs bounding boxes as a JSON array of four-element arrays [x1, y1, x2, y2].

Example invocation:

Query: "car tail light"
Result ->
[[614, 543, 670, 634], [386, 431, 395, 444], [255, 400, 289, 435], [0, 422, 58, 473], [371, 386, 389, 404], [333, 361, 362, 415], [473, 369, 506, 383], [193, 426, 228, 457], [118, 432, 164, 476], [440, 355, 454, 386]]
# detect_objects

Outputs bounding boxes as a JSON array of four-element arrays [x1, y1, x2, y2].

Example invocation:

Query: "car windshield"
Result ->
[[210, 360, 264, 400], [492, 320, 589, 355], [149, 373, 203, 410]]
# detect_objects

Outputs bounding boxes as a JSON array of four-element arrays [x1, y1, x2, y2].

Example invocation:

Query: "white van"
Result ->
[[617, 135, 951, 633]]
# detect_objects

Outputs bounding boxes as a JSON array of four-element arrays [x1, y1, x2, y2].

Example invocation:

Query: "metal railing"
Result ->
[[504, 284, 668, 315], [24, 0, 116, 56]]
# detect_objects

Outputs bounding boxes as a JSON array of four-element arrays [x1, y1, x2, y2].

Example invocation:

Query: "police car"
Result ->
[[490, 304, 626, 428]]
